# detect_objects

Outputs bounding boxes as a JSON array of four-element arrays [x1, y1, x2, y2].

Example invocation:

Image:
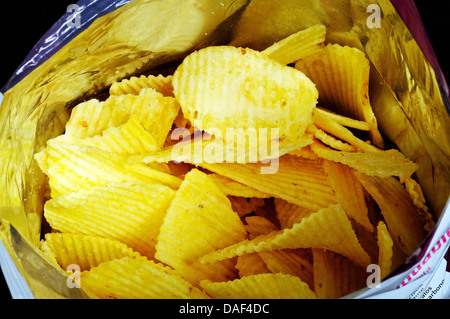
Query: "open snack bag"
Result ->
[[0, 0, 449, 299]]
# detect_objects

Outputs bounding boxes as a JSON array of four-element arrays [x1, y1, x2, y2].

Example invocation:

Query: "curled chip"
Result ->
[[172, 45, 318, 148], [43, 233, 141, 271], [295, 43, 384, 148]]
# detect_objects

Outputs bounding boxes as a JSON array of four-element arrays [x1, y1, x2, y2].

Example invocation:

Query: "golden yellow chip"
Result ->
[[312, 249, 367, 299], [307, 124, 356, 152], [200, 273, 316, 299], [200, 155, 338, 211], [262, 24, 326, 65], [109, 74, 174, 97], [274, 198, 314, 229], [155, 169, 247, 284], [172, 45, 318, 148], [235, 253, 270, 277], [377, 221, 394, 280], [355, 172, 428, 256], [43, 233, 141, 271], [53, 116, 161, 156], [44, 181, 175, 259], [322, 160, 373, 231], [82, 257, 209, 299], [313, 110, 379, 153], [295, 43, 384, 148], [316, 107, 371, 131], [258, 249, 314, 289], [200, 204, 371, 269], [311, 140, 418, 180], [64, 98, 108, 139], [65, 88, 179, 147], [138, 129, 313, 165], [34, 140, 181, 197]]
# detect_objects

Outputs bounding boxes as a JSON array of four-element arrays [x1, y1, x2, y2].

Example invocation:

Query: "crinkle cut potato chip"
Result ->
[[65, 87, 179, 147], [109, 74, 174, 97], [31, 21, 435, 299], [200, 155, 338, 211], [44, 181, 175, 259], [155, 169, 247, 284], [34, 139, 181, 197], [310, 140, 418, 180], [42, 233, 141, 272], [172, 45, 318, 148], [82, 257, 209, 299]]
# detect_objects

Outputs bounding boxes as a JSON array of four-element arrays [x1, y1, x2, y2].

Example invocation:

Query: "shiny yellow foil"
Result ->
[[0, 0, 448, 298]]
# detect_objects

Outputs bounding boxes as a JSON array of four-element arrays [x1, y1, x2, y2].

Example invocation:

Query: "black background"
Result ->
[[0, 0, 448, 300]]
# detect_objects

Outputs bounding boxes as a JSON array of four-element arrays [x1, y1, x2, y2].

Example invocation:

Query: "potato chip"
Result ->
[[316, 107, 371, 131], [139, 128, 313, 165], [172, 45, 318, 147], [34, 140, 181, 197], [258, 249, 314, 289], [322, 160, 373, 231], [44, 181, 175, 259], [235, 253, 270, 277], [200, 155, 338, 211], [377, 221, 394, 280], [310, 140, 418, 180], [155, 169, 247, 284], [295, 43, 384, 148], [307, 123, 356, 152], [53, 116, 161, 156], [312, 249, 366, 299], [65, 88, 180, 147], [82, 257, 209, 299], [43, 233, 141, 271], [200, 204, 371, 269], [64, 98, 107, 139], [355, 172, 428, 256], [313, 110, 379, 153], [262, 24, 326, 65], [200, 273, 316, 299], [109, 74, 174, 97], [274, 198, 314, 229]]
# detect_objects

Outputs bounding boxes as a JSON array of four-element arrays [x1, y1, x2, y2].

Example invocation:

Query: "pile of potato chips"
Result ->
[[34, 24, 434, 299]]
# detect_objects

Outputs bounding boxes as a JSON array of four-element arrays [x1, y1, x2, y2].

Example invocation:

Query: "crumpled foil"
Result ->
[[0, 0, 448, 299]]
